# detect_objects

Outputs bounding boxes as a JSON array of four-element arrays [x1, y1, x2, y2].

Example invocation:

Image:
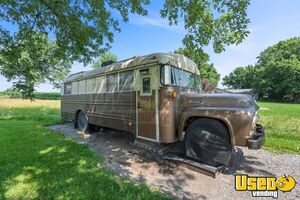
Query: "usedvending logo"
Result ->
[[235, 174, 296, 198]]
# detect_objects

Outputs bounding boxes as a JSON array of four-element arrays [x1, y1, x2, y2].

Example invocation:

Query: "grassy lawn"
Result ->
[[257, 101, 300, 154], [0, 99, 169, 200]]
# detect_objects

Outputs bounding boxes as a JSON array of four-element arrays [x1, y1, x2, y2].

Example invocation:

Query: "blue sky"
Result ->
[[1, 0, 300, 91]]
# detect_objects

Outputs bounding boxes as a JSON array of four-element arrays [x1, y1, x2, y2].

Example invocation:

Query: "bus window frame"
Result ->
[[160, 65, 201, 90], [140, 76, 152, 96]]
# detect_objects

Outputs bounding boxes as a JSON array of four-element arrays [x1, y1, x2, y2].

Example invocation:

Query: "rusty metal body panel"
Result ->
[[137, 90, 156, 139], [61, 91, 136, 133], [176, 93, 258, 146]]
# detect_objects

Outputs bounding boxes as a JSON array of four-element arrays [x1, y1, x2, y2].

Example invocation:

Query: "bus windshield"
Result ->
[[161, 65, 201, 89]]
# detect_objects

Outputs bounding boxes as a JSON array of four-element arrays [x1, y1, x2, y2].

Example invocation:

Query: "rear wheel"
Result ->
[[185, 118, 233, 167], [76, 111, 94, 133]]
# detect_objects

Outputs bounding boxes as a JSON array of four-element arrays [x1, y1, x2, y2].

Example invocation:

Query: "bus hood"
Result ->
[[179, 93, 259, 111]]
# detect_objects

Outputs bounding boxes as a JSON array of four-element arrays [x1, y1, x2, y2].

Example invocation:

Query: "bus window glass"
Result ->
[[86, 78, 96, 93], [64, 83, 72, 94], [181, 70, 196, 88], [142, 77, 151, 94], [72, 81, 78, 94], [119, 71, 134, 91], [96, 76, 106, 93], [106, 73, 118, 92], [161, 65, 170, 85], [78, 80, 86, 94], [171, 67, 180, 86], [161, 65, 200, 89]]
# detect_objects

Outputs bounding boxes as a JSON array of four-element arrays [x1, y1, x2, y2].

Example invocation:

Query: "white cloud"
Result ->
[[130, 15, 184, 32]]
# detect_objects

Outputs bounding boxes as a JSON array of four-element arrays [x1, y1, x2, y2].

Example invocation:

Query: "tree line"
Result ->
[[223, 37, 300, 101]]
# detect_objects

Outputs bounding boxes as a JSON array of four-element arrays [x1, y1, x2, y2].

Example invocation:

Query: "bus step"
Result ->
[[133, 138, 157, 150], [133, 138, 173, 155], [162, 153, 223, 178]]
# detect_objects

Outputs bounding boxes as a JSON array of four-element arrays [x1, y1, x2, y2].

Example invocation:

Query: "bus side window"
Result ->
[[96, 76, 106, 93], [72, 81, 78, 94], [141, 76, 151, 96], [78, 80, 86, 94], [119, 71, 134, 91], [86, 78, 96, 94], [64, 83, 72, 95], [106, 73, 119, 92]]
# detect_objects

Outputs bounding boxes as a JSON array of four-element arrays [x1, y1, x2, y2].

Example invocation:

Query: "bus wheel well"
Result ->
[[183, 116, 231, 144], [74, 109, 82, 128]]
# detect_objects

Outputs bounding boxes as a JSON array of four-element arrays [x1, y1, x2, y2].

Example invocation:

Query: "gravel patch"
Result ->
[[48, 123, 299, 200]]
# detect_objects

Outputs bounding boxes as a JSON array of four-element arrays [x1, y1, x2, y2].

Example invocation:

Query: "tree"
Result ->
[[255, 37, 300, 99], [0, 32, 71, 99], [175, 47, 220, 86], [222, 65, 257, 89], [92, 52, 118, 69], [162, 0, 250, 53], [0, 0, 250, 97], [223, 37, 300, 100]]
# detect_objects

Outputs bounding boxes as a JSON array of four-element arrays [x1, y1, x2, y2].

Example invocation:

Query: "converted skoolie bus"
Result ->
[[61, 53, 264, 167]]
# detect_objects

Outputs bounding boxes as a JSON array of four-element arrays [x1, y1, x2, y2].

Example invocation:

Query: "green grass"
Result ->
[[257, 101, 300, 154], [0, 99, 170, 200]]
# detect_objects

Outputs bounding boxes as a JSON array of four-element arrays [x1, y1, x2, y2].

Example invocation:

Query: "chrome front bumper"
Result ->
[[248, 124, 265, 149]]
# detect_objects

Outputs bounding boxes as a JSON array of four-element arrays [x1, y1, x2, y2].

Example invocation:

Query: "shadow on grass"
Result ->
[[0, 131, 168, 200], [49, 124, 203, 199], [0, 106, 169, 200]]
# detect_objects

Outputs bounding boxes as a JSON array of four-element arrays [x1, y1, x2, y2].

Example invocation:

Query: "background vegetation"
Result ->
[[92, 52, 118, 69], [223, 37, 300, 101], [0, 89, 60, 100]]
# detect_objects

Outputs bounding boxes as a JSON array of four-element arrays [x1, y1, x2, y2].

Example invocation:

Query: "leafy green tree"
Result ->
[[223, 37, 300, 100], [255, 37, 300, 99], [92, 52, 118, 69], [0, 0, 250, 97], [0, 33, 71, 99], [222, 65, 257, 89], [175, 47, 220, 86]]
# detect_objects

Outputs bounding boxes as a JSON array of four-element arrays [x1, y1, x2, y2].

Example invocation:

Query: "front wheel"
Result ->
[[185, 118, 233, 167]]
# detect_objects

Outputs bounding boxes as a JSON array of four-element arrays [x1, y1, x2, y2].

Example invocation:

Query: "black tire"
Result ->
[[185, 118, 233, 167], [76, 111, 94, 133]]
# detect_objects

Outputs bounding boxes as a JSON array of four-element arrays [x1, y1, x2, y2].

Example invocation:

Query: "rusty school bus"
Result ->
[[61, 53, 265, 167]]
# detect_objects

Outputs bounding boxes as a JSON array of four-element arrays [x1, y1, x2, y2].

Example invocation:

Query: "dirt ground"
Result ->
[[48, 124, 299, 200]]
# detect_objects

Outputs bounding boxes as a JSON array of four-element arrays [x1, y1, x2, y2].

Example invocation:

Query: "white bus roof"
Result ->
[[64, 53, 199, 83]]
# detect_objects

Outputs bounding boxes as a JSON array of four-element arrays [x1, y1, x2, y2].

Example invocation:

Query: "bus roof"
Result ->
[[64, 53, 199, 83]]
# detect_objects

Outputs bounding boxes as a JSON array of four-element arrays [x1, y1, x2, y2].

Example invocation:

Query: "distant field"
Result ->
[[0, 99, 169, 200], [257, 101, 300, 154], [0, 92, 60, 100]]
